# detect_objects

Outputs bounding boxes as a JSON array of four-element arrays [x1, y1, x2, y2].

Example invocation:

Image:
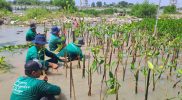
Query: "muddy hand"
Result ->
[[49, 62, 58, 69], [43, 75, 48, 82], [60, 57, 68, 62]]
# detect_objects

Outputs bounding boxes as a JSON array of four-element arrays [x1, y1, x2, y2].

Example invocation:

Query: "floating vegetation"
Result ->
[[0, 56, 13, 73]]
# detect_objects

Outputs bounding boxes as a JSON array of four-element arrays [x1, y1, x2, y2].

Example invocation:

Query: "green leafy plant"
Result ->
[[25, 8, 50, 19], [0, 56, 12, 73], [104, 71, 121, 100], [0, 0, 12, 11], [131, 1, 157, 18], [163, 5, 177, 14]]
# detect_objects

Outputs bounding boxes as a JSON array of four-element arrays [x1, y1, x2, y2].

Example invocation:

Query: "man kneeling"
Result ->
[[10, 60, 61, 100]]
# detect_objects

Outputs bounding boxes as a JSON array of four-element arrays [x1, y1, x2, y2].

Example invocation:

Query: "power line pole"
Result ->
[[170, 0, 177, 6]]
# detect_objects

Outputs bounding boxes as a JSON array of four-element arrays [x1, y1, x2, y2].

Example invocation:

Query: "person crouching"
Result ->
[[10, 60, 61, 100]]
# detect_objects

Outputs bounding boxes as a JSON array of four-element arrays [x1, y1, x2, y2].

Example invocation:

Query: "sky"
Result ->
[[77, 0, 182, 7], [6, 0, 182, 7]]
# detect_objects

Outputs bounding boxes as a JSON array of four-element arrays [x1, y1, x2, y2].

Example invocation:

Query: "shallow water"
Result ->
[[0, 25, 47, 46], [0, 25, 181, 100]]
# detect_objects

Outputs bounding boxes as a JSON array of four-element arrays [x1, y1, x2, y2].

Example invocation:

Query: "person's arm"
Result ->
[[29, 50, 49, 68], [56, 37, 64, 45], [45, 49, 59, 59], [45, 49, 66, 62], [39, 81, 61, 96]]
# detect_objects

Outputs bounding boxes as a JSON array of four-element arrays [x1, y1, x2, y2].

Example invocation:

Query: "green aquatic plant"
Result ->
[[0, 56, 12, 73], [0, 44, 31, 53]]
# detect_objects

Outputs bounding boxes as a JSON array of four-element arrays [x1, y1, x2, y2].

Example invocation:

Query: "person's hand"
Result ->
[[39, 75, 48, 82], [43, 75, 48, 82], [60, 57, 68, 62], [49, 62, 58, 69]]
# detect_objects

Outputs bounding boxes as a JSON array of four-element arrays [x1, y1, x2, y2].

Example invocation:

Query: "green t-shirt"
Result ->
[[57, 43, 83, 61], [48, 34, 65, 51], [26, 46, 60, 68], [10, 76, 61, 100], [26, 29, 36, 41]]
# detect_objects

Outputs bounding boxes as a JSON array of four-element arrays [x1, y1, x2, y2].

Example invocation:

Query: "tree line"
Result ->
[[91, 1, 133, 8], [8, 0, 75, 9], [1, 0, 178, 18]]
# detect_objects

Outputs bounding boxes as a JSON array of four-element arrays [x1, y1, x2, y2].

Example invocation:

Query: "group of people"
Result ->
[[10, 22, 83, 100]]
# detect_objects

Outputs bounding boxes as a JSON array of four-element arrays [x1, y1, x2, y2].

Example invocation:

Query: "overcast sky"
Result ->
[[7, 0, 182, 7], [78, 0, 182, 7]]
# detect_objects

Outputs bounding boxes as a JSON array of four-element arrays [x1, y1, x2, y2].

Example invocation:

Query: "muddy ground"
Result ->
[[0, 25, 181, 100]]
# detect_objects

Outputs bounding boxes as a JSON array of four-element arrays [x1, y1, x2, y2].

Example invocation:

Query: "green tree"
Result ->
[[131, 1, 157, 18], [0, 0, 12, 11], [16, 0, 40, 5], [91, 2, 95, 7], [103, 2, 107, 6], [96, 1, 102, 7], [163, 5, 176, 14], [25, 8, 50, 19], [118, 1, 128, 7], [52, 0, 75, 10]]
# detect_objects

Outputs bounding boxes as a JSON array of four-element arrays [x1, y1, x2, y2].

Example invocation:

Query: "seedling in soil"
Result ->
[[104, 71, 121, 100]]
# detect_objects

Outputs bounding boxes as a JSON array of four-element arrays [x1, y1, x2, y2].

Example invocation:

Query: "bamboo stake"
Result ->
[[108, 46, 113, 71], [70, 60, 72, 98], [145, 69, 151, 100], [77, 56, 81, 69], [88, 53, 90, 85], [82, 55, 86, 78], [69, 60, 76, 100], [64, 52, 68, 78]]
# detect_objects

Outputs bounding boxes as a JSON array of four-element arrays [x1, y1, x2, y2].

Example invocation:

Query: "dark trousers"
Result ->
[[40, 95, 56, 100], [44, 58, 58, 71]]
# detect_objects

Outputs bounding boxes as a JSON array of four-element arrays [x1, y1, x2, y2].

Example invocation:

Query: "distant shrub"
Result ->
[[0, 9, 11, 18], [80, 9, 99, 16], [101, 8, 118, 15], [25, 8, 50, 19], [163, 5, 176, 14], [0, 0, 12, 11], [131, 1, 157, 18], [80, 8, 117, 16]]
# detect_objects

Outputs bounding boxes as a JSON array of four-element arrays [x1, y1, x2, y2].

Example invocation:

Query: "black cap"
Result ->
[[25, 60, 42, 72], [30, 23, 36, 29]]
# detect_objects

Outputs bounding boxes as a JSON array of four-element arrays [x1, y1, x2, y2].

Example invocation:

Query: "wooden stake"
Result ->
[[70, 61, 72, 98], [82, 55, 86, 78]]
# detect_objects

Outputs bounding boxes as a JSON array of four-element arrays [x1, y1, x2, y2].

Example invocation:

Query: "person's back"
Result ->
[[49, 34, 65, 51], [26, 23, 37, 41], [10, 76, 60, 100], [57, 43, 83, 61], [10, 60, 61, 100], [49, 26, 65, 51]]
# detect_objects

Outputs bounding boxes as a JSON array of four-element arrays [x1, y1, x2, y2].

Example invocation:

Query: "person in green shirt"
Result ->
[[26, 23, 37, 41], [48, 26, 66, 51], [26, 34, 66, 71], [10, 60, 61, 100], [56, 41, 84, 61], [48, 26, 84, 61]]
